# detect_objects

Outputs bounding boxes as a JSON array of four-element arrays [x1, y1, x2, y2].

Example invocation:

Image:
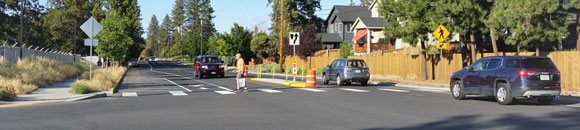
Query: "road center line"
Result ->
[[163, 78, 192, 92]]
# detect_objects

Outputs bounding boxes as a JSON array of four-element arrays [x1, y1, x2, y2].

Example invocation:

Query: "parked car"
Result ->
[[128, 58, 139, 69], [193, 55, 224, 79], [450, 56, 561, 105], [322, 59, 370, 86], [149, 56, 157, 64]]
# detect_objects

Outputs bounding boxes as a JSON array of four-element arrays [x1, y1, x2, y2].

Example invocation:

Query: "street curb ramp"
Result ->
[[64, 92, 107, 102]]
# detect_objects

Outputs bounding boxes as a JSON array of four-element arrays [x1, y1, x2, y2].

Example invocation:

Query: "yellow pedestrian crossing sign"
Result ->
[[433, 24, 450, 43], [436, 43, 447, 49]]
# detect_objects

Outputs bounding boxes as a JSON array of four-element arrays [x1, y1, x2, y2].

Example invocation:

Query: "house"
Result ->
[[318, 5, 371, 49], [349, 0, 396, 55], [350, 0, 460, 55]]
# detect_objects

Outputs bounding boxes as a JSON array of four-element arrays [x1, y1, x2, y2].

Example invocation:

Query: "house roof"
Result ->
[[351, 15, 388, 30], [317, 33, 343, 43], [325, 5, 371, 23]]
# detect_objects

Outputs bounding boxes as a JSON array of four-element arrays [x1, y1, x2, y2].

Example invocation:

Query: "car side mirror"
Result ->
[[464, 66, 472, 71]]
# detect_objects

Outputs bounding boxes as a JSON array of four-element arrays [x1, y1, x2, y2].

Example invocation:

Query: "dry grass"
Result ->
[[0, 77, 38, 95], [0, 56, 87, 95], [78, 66, 126, 92]]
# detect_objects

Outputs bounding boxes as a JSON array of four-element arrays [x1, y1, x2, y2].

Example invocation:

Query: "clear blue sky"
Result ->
[[139, 0, 356, 37]]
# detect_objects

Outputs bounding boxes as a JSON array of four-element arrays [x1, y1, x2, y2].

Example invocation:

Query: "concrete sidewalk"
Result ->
[[0, 79, 106, 106]]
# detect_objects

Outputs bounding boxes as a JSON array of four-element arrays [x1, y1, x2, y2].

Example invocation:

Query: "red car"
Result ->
[[193, 55, 225, 79]]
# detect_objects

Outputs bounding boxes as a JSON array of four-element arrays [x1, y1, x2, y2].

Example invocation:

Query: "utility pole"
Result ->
[[158, 40, 161, 58], [73, 19, 77, 63], [278, 0, 284, 73], [19, 0, 25, 59], [200, 18, 204, 56]]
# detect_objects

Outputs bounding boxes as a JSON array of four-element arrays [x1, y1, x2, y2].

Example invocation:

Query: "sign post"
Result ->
[[80, 17, 103, 83], [433, 24, 450, 87], [289, 32, 300, 81]]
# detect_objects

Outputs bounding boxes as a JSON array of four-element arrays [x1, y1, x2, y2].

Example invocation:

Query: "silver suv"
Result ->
[[322, 59, 370, 86]]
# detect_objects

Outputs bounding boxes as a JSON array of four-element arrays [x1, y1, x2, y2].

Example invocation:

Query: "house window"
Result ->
[[329, 24, 334, 33], [338, 23, 343, 33], [346, 23, 353, 32]]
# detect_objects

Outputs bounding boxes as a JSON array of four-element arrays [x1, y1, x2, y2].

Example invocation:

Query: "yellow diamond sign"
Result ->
[[433, 24, 450, 43], [436, 43, 447, 49]]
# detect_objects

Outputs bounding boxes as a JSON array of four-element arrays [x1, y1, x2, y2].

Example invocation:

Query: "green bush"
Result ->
[[70, 81, 92, 94], [339, 41, 352, 58], [0, 86, 17, 101], [256, 63, 284, 73]]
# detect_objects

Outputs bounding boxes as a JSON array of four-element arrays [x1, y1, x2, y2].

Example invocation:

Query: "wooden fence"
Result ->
[[281, 51, 580, 96]]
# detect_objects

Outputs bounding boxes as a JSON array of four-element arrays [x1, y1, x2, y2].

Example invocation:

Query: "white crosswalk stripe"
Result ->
[[169, 91, 188, 96], [416, 88, 448, 93], [339, 88, 369, 92], [199, 87, 208, 90], [258, 89, 283, 93], [122, 92, 138, 97], [215, 91, 236, 95], [299, 88, 327, 92], [378, 88, 411, 93]]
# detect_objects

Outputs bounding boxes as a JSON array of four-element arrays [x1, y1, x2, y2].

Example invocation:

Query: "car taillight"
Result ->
[[518, 70, 536, 77], [552, 70, 560, 75]]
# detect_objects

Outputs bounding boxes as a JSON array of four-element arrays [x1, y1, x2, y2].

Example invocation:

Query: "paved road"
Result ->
[[0, 61, 579, 130]]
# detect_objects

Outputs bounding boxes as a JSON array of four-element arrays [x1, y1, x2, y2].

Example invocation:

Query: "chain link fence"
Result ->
[[0, 46, 80, 64]]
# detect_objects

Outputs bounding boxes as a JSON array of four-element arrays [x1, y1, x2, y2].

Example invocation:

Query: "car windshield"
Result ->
[[522, 58, 556, 69], [200, 57, 220, 63], [347, 60, 367, 68], [129, 58, 138, 61]]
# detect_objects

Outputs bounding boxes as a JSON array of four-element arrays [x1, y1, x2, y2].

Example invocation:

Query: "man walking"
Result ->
[[234, 53, 247, 92]]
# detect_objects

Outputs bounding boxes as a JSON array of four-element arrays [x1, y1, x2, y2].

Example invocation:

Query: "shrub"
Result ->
[[256, 63, 284, 73], [70, 81, 92, 94], [0, 86, 17, 101], [0, 77, 38, 95], [80, 66, 126, 92], [339, 41, 352, 58]]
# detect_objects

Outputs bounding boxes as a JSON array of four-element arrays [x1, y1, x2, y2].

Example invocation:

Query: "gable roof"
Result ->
[[317, 33, 343, 43], [325, 5, 371, 23], [351, 15, 387, 30]]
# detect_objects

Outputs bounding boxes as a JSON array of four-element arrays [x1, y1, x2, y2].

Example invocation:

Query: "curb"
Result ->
[[0, 100, 65, 108], [109, 68, 129, 94], [64, 92, 107, 102], [251, 78, 318, 88]]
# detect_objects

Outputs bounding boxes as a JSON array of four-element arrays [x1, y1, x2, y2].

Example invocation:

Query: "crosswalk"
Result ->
[[120, 86, 448, 97]]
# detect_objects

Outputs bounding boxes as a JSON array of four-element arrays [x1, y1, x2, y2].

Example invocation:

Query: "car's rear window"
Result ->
[[347, 60, 367, 68], [522, 58, 556, 69]]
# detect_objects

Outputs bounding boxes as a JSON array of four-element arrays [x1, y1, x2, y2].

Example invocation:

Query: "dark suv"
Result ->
[[322, 59, 370, 86], [193, 55, 224, 79], [450, 56, 561, 105]]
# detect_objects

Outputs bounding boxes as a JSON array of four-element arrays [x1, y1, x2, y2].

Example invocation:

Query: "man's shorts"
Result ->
[[236, 72, 242, 79]]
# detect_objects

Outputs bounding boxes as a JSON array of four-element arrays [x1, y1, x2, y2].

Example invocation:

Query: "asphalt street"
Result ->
[[0, 61, 579, 130]]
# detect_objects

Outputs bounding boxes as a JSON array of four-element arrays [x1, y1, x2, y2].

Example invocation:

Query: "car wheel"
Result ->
[[345, 82, 351, 85], [220, 74, 225, 78], [322, 74, 329, 85], [197, 70, 203, 79], [361, 80, 368, 86], [336, 76, 343, 86], [537, 97, 554, 105], [451, 81, 466, 100], [495, 83, 513, 105]]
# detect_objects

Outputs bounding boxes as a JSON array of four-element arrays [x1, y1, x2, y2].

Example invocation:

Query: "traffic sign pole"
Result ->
[[440, 48, 443, 87], [293, 44, 296, 82], [89, 19, 93, 83]]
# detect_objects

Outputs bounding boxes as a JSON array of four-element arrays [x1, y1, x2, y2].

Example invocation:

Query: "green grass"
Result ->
[[77, 66, 126, 92], [0, 85, 17, 101], [69, 81, 92, 94], [181, 60, 195, 65]]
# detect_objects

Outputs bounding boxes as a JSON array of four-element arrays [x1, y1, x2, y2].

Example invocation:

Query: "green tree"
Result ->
[[95, 12, 134, 62], [359, 0, 372, 6], [159, 14, 173, 58], [438, 0, 492, 63], [107, 0, 145, 59], [339, 41, 352, 58], [492, 0, 568, 55], [171, 0, 185, 48], [144, 15, 159, 57], [229, 23, 253, 63], [41, 0, 92, 54], [251, 32, 277, 59], [283, 24, 322, 58], [564, 0, 580, 51], [379, 0, 440, 80]]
